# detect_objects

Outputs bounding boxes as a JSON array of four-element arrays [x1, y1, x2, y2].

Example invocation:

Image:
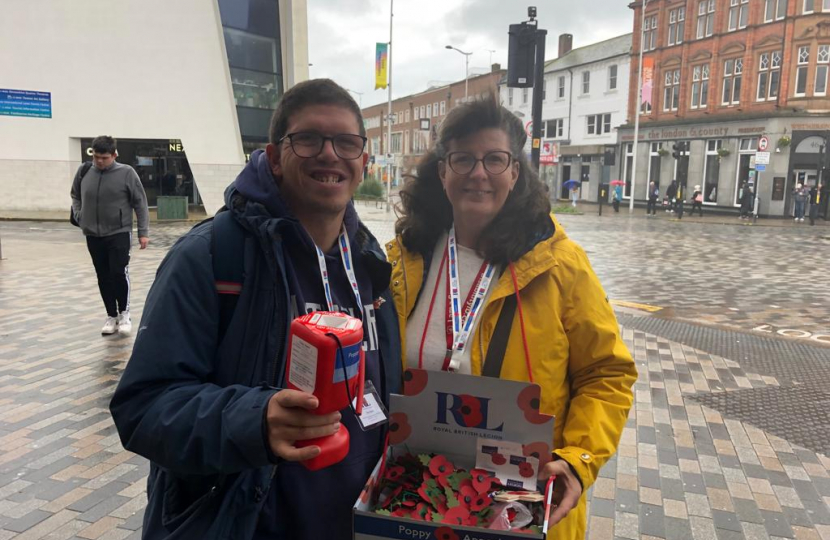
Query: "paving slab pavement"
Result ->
[[1, 208, 828, 539]]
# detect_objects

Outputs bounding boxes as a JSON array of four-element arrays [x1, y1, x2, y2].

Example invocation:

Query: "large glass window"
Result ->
[[668, 7, 686, 46], [728, 0, 750, 31], [816, 45, 829, 96], [690, 64, 710, 109], [648, 143, 663, 191], [643, 15, 658, 51], [722, 58, 743, 105], [586, 114, 612, 135], [764, 0, 788, 21], [734, 138, 758, 206], [663, 69, 680, 111], [544, 119, 565, 138], [697, 0, 715, 38], [795, 46, 810, 96], [623, 143, 634, 198], [230, 67, 280, 110], [804, 0, 815, 12], [756, 51, 781, 100], [703, 140, 722, 204]]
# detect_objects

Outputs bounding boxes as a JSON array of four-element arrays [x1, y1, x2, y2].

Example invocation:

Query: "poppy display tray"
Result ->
[[353, 368, 555, 540]]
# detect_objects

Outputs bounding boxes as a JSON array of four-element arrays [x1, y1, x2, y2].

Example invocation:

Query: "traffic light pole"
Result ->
[[529, 28, 547, 172]]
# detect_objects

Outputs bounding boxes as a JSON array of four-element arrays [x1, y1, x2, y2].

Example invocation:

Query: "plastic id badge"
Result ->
[[352, 380, 388, 431]]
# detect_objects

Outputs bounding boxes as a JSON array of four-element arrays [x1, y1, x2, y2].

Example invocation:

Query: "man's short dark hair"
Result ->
[[268, 79, 365, 145], [91, 136, 117, 155]]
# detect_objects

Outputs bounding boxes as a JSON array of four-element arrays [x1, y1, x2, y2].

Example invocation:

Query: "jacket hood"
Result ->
[[223, 149, 360, 246]]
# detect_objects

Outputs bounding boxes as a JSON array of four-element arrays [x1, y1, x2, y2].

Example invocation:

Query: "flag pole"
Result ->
[[386, 0, 394, 212]]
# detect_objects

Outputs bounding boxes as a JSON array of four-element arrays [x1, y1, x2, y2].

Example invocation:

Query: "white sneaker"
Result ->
[[101, 317, 118, 335], [117, 311, 132, 336], [800, 218, 805, 222]]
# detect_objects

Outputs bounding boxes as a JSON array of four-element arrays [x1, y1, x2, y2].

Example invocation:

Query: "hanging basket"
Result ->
[[657, 148, 670, 157], [777, 135, 791, 148], [716, 147, 731, 158]]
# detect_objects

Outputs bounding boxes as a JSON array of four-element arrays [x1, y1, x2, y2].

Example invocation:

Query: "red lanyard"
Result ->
[[418, 238, 492, 371]]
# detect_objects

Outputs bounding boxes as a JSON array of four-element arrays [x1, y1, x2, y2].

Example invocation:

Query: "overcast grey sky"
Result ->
[[307, 0, 635, 108]]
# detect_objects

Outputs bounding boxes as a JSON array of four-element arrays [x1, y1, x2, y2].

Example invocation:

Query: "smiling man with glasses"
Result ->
[[111, 79, 402, 540]]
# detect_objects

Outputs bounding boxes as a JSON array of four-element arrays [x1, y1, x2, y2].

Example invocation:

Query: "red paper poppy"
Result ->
[[414, 502, 430, 521], [507, 508, 518, 522], [442, 506, 471, 525], [434, 526, 459, 540], [522, 441, 552, 467], [391, 507, 414, 518], [403, 368, 428, 395], [469, 492, 491, 511], [457, 394, 484, 427], [428, 455, 454, 478], [458, 484, 477, 508], [517, 385, 549, 424], [518, 462, 535, 478], [490, 452, 507, 466], [470, 468, 495, 494], [359, 486, 371, 504], [388, 412, 412, 445], [385, 465, 405, 482]]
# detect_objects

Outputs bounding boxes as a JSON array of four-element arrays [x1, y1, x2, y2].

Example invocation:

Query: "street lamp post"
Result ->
[[630, 0, 650, 212], [445, 45, 473, 100], [345, 88, 364, 108], [485, 49, 496, 66]]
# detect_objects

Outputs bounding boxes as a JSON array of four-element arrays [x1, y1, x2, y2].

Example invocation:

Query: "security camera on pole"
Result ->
[[507, 6, 547, 171]]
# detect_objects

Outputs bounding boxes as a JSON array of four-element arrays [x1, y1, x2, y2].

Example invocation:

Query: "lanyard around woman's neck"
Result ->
[[418, 227, 495, 372], [313, 225, 363, 320]]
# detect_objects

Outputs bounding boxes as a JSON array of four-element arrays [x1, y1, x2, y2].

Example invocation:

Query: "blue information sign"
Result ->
[[755, 164, 766, 171], [0, 89, 52, 118]]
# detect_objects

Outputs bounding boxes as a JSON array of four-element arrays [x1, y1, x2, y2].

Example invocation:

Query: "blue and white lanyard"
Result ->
[[314, 225, 363, 320]]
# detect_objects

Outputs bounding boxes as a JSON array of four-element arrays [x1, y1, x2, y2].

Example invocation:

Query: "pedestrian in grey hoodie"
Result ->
[[70, 136, 149, 336]]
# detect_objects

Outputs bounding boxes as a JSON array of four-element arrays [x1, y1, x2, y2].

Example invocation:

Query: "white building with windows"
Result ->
[[1, 0, 309, 217], [500, 33, 632, 202]]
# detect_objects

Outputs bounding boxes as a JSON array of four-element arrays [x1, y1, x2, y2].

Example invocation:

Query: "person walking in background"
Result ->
[[666, 180, 678, 213], [70, 135, 149, 336], [646, 181, 659, 216], [570, 184, 579, 207], [612, 183, 622, 213], [739, 182, 755, 219], [689, 184, 704, 217], [808, 183, 821, 225], [794, 183, 808, 222]]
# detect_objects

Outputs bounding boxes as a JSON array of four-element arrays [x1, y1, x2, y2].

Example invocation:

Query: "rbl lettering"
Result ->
[[434, 392, 504, 431]]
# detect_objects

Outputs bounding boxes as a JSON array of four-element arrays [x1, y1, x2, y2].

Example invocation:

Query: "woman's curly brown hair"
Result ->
[[395, 96, 552, 266]]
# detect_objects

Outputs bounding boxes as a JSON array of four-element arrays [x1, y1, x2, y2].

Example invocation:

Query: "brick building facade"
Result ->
[[361, 66, 505, 186], [620, 0, 830, 218]]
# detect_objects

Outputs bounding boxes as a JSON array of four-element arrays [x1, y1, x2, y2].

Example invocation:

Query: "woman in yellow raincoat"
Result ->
[[386, 98, 637, 539]]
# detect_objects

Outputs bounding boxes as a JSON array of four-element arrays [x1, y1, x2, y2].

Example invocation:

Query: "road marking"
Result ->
[[610, 300, 663, 313], [753, 324, 830, 344]]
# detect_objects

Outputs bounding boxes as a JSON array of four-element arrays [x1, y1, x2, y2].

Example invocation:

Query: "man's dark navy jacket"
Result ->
[[110, 150, 402, 540]]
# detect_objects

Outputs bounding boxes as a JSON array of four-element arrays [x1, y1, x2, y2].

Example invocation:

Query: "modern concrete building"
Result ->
[[500, 34, 633, 203], [0, 0, 309, 217], [620, 0, 830, 218]]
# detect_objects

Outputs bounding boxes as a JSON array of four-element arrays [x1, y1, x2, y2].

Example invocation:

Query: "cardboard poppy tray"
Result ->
[[353, 368, 555, 540]]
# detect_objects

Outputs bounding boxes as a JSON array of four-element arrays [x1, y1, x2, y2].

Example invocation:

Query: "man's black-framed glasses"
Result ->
[[446, 151, 513, 175], [279, 132, 367, 160]]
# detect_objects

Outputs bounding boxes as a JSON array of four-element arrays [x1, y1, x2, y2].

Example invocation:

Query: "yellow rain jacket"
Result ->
[[386, 215, 637, 539]]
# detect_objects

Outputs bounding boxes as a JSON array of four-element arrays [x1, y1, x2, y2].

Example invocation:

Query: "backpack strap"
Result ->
[[211, 210, 246, 343], [482, 294, 517, 378]]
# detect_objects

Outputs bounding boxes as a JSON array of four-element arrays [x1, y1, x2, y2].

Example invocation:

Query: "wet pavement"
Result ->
[[0, 206, 829, 539]]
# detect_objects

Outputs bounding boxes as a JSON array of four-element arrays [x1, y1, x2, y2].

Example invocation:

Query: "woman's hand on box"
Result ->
[[266, 389, 342, 461], [539, 459, 583, 527]]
